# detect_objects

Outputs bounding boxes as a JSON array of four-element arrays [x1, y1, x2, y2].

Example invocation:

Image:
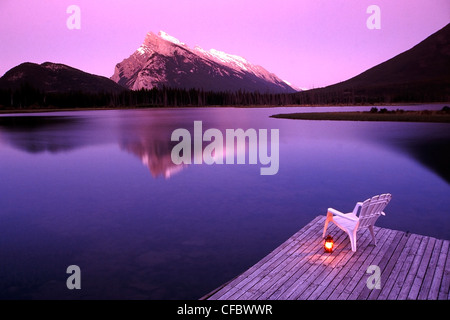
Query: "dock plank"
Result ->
[[204, 215, 450, 300], [407, 237, 435, 300], [330, 229, 397, 300], [438, 246, 450, 300], [208, 216, 322, 300], [255, 225, 348, 300], [305, 229, 380, 300], [345, 230, 403, 300], [362, 231, 409, 300], [377, 233, 417, 299], [427, 240, 447, 299], [386, 234, 422, 299], [292, 229, 367, 300], [418, 239, 442, 300], [224, 217, 324, 300]]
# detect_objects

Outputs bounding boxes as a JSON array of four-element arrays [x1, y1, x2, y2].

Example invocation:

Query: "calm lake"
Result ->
[[0, 105, 449, 299]]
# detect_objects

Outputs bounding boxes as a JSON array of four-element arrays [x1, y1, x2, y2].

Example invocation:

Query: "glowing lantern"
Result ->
[[324, 235, 334, 253]]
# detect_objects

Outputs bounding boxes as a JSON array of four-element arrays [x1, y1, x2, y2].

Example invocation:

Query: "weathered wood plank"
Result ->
[[255, 225, 348, 300], [386, 234, 422, 299], [227, 217, 326, 300], [283, 224, 381, 300], [318, 228, 395, 300], [331, 229, 397, 300], [396, 236, 429, 299], [293, 228, 377, 300], [356, 231, 409, 300], [407, 237, 436, 300], [277, 230, 350, 300], [340, 229, 401, 300], [377, 232, 417, 299], [428, 240, 448, 300], [330, 228, 386, 300], [364, 231, 409, 299], [261, 226, 331, 300], [208, 216, 322, 300], [418, 239, 443, 300], [306, 229, 385, 300], [204, 216, 449, 300], [438, 244, 450, 300]]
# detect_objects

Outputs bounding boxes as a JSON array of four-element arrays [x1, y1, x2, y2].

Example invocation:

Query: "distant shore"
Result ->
[[271, 108, 450, 123], [0, 103, 449, 116]]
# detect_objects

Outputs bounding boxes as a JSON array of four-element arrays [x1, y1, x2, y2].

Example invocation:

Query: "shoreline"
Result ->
[[0, 102, 448, 115], [271, 110, 450, 123]]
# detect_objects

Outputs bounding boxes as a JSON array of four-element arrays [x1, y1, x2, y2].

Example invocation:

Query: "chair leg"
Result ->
[[349, 228, 357, 252], [323, 212, 333, 238], [369, 225, 377, 246]]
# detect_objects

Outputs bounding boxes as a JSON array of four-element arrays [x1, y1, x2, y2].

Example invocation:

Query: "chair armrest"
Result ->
[[352, 202, 363, 215], [328, 208, 359, 221]]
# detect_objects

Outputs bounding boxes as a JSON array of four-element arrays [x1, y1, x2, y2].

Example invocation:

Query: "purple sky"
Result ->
[[1, 0, 449, 89]]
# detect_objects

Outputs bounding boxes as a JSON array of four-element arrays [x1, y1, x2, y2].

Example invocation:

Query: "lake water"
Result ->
[[0, 105, 449, 299]]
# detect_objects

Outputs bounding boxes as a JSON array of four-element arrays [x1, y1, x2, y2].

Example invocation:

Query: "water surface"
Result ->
[[0, 105, 449, 299]]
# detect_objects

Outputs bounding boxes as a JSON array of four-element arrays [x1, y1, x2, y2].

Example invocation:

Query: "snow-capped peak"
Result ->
[[193, 46, 250, 72], [137, 46, 146, 55], [208, 49, 247, 64], [158, 31, 186, 47], [112, 30, 298, 93]]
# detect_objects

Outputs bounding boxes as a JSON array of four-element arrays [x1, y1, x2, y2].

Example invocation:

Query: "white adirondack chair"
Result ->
[[322, 194, 392, 252]]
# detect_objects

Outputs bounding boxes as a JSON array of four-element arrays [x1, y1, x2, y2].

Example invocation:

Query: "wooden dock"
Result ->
[[203, 216, 449, 300]]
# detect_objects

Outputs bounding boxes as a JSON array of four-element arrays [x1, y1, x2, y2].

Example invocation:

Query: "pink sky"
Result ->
[[0, 0, 449, 89]]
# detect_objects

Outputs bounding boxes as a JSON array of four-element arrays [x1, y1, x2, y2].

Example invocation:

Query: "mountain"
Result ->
[[111, 31, 297, 93], [302, 23, 450, 103], [0, 62, 125, 93]]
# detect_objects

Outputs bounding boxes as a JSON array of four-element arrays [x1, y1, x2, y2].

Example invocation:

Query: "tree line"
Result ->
[[0, 81, 448, 109]]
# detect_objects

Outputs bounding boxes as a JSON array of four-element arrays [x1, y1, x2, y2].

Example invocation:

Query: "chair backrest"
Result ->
[[358, 193, 392, 229]]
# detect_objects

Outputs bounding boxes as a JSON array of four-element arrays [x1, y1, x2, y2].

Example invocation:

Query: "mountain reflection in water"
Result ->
[[0, 111, 448, 184], [118, 119, 186, 178]]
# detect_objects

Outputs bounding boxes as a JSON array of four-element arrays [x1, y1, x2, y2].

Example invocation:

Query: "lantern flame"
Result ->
[[324, 235, 334, 253]]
